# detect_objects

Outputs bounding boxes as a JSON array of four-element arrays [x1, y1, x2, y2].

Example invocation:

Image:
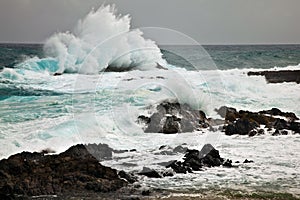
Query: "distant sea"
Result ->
[[1, 43, 300, 70]]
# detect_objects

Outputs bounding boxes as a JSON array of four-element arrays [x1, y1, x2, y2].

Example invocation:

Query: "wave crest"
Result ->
[[42, 5, 166, 74]]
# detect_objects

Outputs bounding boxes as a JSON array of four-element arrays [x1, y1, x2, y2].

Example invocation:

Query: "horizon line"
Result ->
[[1, 41, 300, 46]]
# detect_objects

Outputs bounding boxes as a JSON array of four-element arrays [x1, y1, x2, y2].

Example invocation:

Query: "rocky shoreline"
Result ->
[[138, 100, 300, 136], [248, 70, 300, 84], [0, 144, 128, 199], [1, 142, 298, 200], [1, 142, 249, 199], [1, 100, 300, 199]]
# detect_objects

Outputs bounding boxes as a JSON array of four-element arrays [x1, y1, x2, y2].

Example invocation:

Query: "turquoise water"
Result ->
[[0, 5, 300, 195], [2, 43, 300, 70], [0, 44, 300, 154]]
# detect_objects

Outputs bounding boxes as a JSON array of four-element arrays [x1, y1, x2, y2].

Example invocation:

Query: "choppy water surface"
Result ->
[[0, 5, 300, 196]]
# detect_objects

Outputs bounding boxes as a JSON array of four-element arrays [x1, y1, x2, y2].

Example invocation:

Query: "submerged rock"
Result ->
[[0, 144, 127, 198], [243, 159, 254, 163], [53, 72, 62, 76], [155, 144, 188, 156]]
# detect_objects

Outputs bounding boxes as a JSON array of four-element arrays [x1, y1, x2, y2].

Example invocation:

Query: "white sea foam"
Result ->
[[1, 62, 300, 196], [101, 131, 300, 195], [42, 5, 166, 74], [1, 65, 300, 154], [0, 4, 299, 195]]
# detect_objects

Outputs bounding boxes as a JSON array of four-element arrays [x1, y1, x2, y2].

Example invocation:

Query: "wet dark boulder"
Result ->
[[53, 72, 63, 76], [166, 144, 233, 174], [138, 167, 162, 178], [155, 144, 188, 156], [138, 100, 209, 134], [238, 110, 275, 127], [225, 118, 259, 136], [166, 160, 192, 174], [215, 106, 239, 122], [248, 70, 300, 84], [162, 115, 181, 134], [86, 143, 114, 160], [290, 122, 300, 133], [273, 118, 289, 130], [173, 145, 188, 154], [196, 144, 224, 167], [217, 106, 300, 136], [118, 171, 137, 184], [223, 159, 233, 167], [272, 129, 289, 136], [248, 130, 258, 137], [183, 149, 204, 171], [0, 144, 127, 198], [248, 129, 265, 137], [243, 159, 254, 163], [139, 113, 162, 133], [259, 108, 299, 122]]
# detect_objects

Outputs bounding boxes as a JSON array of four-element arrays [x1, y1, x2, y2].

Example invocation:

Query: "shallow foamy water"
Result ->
[[1, 66, 300, 195]]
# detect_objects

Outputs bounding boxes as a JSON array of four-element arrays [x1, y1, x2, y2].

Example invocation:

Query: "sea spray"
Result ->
[[43, 4, 166, 74]]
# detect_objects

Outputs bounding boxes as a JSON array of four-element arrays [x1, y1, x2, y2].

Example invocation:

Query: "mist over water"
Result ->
[[42, 5, 166, 74]]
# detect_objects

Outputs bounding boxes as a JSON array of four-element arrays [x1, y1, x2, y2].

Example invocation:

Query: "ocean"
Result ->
[[0, 5, 300, 196]]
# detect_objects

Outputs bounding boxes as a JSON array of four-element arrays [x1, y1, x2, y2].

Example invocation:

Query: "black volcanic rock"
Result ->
[[166, 144, 233, 174], [223, 159, 233, 167], [215, 106, 239, 122], [0, 144, 127, 198], [248, 70, 300, 84], [162, 115, 181, 134], [166, 160, 192, 174], [290, 122, 300, 133], [139, 101, 300, 136], [85, 143, 114, 160], [259, 108, 299, 122], [138, 167, 162, 178], [138, 100, 209, 133], [118, 171, 137, 184], [217, 106, 300, 136], [173, 145, 188, 154], [243, 159, 254, 163], [225, 118, 259, 136]]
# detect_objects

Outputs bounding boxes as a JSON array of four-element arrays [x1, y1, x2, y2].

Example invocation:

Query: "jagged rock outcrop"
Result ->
[[215, 106, 300, 136], [166, 144, 234, 174], [248, 70, 300, 84], [138, 100, 209, 134], [0, 144, 127, 198], [138, 100, 300, 136]]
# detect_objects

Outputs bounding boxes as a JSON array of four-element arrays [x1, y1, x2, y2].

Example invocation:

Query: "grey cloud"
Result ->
[[0, 0, 299, 44]]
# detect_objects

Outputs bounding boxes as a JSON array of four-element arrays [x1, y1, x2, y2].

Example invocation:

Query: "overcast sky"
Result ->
[[0, 0, 299, 44]]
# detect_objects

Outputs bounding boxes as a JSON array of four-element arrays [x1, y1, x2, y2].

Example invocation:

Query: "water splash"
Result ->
[[40, 4, 166, 74]]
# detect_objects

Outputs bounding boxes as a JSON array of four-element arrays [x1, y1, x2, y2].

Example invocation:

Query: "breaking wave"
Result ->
[[16, 5, 166, 74]]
